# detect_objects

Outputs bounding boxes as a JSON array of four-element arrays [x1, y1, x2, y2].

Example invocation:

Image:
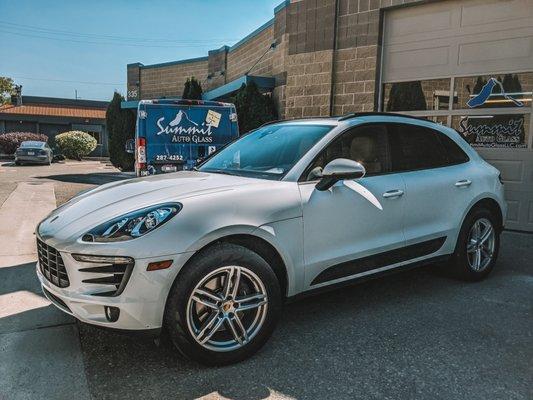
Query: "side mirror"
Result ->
[[125, 139, 135, 154], [316, 158, 366, 191]]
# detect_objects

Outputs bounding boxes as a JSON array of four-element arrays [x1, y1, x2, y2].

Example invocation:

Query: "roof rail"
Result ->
[[337, 112, 434, 123]]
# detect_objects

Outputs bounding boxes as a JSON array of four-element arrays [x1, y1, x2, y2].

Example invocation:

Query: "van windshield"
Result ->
[[199, 124, 332, 180]]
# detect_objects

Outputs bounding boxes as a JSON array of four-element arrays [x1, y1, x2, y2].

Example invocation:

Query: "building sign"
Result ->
[[457, 115, 526, 148], [466, 77, 524, 108], [127, 89, 138, 100]]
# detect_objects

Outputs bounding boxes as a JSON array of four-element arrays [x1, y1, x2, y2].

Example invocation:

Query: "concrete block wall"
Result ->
[[226, 25, 275, 82], [329, 0, 423, 115], [139, 59, 208, 99], [285, 50, 334, 118], [126, 0, 428, 118]]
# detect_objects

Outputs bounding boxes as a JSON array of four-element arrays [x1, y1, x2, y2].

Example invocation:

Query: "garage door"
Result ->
[[381, 0, 533, 231]]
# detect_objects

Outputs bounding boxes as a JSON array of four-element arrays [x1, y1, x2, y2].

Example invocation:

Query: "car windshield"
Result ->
[[199, 124, 332, 180], [20, 141, 45, 148]]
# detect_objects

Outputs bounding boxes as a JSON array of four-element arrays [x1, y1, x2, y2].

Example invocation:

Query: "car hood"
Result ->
[[38, 171, 264, 241]]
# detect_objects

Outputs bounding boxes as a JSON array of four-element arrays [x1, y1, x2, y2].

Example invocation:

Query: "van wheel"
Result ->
[[450, 207, 500, 281], [164, 243, 282, 366]]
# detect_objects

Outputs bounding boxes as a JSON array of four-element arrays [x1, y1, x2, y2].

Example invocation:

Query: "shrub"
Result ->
[[0, 132, 48, 154], [55, 131, 97, 160], [106, 92, 135, 171], [386, 81, 427, 112], [233, 81, 277, 133], [182, 77, 203, 100]]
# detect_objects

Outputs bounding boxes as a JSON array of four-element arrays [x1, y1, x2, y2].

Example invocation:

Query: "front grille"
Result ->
[[37, 238, 70, 288]]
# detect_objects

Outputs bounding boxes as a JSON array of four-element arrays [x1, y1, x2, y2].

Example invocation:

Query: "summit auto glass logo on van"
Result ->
[[156, 110, 218, 144]]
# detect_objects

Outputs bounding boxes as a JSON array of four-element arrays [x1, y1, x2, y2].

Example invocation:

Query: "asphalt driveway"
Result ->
[[0, 161, 531, 400], [79, 231, 532, 400]]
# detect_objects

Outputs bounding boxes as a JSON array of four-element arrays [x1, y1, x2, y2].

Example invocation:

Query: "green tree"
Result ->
[[233, 81, 277, 133], [106, 92, 135, 170], [182, 77, 203, 100], [0, 77, 15, 104], [386, 81, 427, 112]]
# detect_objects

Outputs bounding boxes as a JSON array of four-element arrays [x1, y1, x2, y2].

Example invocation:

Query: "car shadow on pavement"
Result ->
[[0, 262, 74, 333], [77, 232, 533, 400], [36, 172, 130, 186]]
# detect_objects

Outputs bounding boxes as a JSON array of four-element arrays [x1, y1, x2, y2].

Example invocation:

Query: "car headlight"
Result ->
[[82, 203, 181, 242]]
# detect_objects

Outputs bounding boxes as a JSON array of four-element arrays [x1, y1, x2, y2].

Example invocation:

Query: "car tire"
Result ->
[[449, 207, 500, 281], [164, 243, 282, 366], [15, 160, 20, 166]]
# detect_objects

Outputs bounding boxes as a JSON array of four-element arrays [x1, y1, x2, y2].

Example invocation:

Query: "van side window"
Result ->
[[303, 124, 391, 181]]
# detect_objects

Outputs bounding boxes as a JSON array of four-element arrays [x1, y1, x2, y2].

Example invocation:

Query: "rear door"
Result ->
[[142, 104, 238, 173], [388, 123, 473, 250]]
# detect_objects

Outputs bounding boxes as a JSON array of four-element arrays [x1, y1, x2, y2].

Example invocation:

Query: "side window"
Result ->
[[303, 124, 390, 181], [388, 124, 449, 171], [437, 133, 470, 164]]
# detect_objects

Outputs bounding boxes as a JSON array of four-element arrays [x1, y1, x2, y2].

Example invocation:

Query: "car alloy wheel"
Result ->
[[466, 217, 495, 272], [185, 265, 268, 352]]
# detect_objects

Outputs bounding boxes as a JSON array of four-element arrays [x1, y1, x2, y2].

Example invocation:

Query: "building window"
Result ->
[[452, 114, 529, 149], [453, 73, 533, 110], [382, 78, 451, 112], [87, 131, 101, 144]]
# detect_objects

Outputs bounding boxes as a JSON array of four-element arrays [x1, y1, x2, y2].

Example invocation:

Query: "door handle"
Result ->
[[455, 179, 472, 187], [382, 189, 404, 198]]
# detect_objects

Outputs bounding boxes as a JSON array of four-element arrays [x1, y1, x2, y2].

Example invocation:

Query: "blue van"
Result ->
[[135, 99, 239, 176]]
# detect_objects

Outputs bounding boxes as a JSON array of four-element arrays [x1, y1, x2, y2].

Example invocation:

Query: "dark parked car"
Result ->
[[15, 141, 53, 165]]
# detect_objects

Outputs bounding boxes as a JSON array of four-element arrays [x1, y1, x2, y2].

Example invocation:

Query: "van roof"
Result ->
[[140, 99, 234, 108]]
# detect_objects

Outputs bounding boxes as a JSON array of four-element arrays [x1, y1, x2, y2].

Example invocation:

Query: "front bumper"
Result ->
[[37, 248, 193, 330]]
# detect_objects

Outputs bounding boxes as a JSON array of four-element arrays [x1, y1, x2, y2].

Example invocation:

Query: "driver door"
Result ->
[[298, 124, 406, 289]]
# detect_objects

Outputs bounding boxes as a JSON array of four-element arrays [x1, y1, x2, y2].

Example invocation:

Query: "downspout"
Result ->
[[329, 0, 340, 116]]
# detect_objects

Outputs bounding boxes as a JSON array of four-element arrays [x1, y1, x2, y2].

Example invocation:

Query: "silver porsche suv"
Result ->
[[36, 113, 505, 365]]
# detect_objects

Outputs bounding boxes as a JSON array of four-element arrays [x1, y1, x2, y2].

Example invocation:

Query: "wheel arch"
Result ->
[[170, 233, 290, 300], [465, 197, 504, 232]]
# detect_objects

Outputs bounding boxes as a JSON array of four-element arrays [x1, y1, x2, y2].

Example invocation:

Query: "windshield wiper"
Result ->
[[202, 168, 240, 176]]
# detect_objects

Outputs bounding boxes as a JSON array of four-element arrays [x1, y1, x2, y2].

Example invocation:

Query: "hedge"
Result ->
[[0, 132, 48, 154], [55, 131, 97, 160], [106, 92, 135, 171]]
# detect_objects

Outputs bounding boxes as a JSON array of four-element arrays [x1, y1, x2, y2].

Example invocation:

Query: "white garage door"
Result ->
[[381, 0, 533, 232]]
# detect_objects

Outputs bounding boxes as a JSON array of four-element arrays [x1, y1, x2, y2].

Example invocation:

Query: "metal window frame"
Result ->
[[378, 71, 533, 149]]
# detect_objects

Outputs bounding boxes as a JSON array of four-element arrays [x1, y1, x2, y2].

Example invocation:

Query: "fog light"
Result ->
[[104, 306, 120, 322]]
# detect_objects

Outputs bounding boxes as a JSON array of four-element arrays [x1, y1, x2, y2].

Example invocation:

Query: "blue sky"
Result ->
[[0, 0, 281, 101]]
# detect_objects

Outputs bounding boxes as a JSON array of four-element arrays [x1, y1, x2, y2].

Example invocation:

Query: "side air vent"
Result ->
[[72, 254, 134, 297]]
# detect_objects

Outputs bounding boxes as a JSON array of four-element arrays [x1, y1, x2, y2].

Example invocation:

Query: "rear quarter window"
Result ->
[[388, 123, 469, 171], [437, 132, 470, 164]]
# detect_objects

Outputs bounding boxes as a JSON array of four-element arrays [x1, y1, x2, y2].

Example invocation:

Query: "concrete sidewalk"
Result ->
[[0, 181, 90, 400], [0, 182, 56, 267]]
